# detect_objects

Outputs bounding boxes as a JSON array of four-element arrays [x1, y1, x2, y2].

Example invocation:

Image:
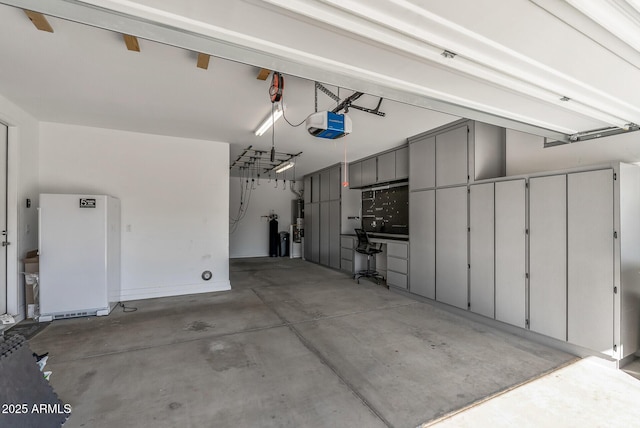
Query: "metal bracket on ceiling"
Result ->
[[544, 123, 640, 148], [230, 145, 302, 176], [315, 82, 386, 117]]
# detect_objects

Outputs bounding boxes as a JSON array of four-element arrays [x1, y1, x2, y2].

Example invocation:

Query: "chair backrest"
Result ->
[[354, 228, 370, 251]]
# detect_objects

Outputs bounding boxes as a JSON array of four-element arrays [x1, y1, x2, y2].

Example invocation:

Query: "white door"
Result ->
[[0, 124, 7, 314]]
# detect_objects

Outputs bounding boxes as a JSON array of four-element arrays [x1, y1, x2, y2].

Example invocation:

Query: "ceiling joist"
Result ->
[[122, 34, 140, 52], [24, 10, 53, 32], [197, 53, 210, 70], [256, 69, 271, 80]]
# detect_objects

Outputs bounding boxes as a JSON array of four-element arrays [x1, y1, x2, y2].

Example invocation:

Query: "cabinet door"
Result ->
[[361, 158, 377, 186], [469, 183, 495, 319], [329, 165, 342, 201], [329, 200, 341, 269], [410, 136, 435, 190], [304, 176, 311, 204], [395, 146, 409, 180], [409, 190, 435, 298], [495, 179, 526, 328], [529, 175, 567, 341], [567, 169, 614, 354], [309, 203, 320, 263], [436, 186, 468, 309], [304, 203, 312, 259], [319, 201, 330, 265], [320, 170, 331, 202], [348, 162, 362, 189], [436, 125, 468, 187], [377, 151, 396, 183], [311, 173, 320, 203]]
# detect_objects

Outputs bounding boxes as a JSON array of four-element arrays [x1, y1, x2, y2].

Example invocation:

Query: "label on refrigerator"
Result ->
[[79, 198, 96, 208]]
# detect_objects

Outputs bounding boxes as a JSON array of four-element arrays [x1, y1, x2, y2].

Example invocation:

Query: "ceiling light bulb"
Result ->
[[255, 104, 283, 136]]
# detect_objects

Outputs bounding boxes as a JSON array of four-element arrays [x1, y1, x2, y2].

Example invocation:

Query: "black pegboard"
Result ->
[[0, 335, 70, 427]]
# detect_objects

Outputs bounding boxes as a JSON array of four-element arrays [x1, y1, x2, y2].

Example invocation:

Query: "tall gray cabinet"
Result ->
[[494, 179, 527, 329], [567, 169, 614, 353], [304, 164, 345, 271], [528, 167, 628, 357], [469, 182, 495, 319], [409, 190, 435, 299], [407, 131, 640, 362], [529, 174, 567, 341], [435, 186, 468, 309], [408, 119, 506, 306]]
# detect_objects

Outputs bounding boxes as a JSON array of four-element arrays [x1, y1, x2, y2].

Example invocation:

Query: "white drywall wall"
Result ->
[[39, 122, 230, 301], [0, 92, 39, 320], [229, 176, 300, 258], [507, 129, 640, 176]]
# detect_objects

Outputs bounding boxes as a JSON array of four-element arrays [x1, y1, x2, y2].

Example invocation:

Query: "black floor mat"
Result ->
[[5, 321, 50, 340]]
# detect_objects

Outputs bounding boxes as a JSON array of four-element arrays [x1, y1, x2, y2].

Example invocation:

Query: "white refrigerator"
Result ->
[[38, 194, 121, 322]]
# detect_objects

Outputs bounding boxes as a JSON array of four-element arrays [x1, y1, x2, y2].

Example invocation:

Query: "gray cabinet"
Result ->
[[529, 174, 567, 341], [361, 158, 377, 187], [435, 186, 468, 309], [311, 173, 320, 203], [409, 136, 435, 191], [409, 119, 505, 190], [436, 125, 468, 187], [309, 203, 320, 263], [349, 162, 362, 189], [409, 190, 435, 298], [329, 200, 341, 269], [495, 179, 526, 328], [320, 170, 331, 202], [329, 166, 342, 201], [567, 169, 614, 354], [304, 165, 344, 270], [395, 146, 409, 180], [304, 176, 311, 204], [304, 203, 312, 259], [340, 236, 355, 273], [377, 151, 396, 183], [340, 235, 366, 274], [348, 146, 409, 189], [319, 202, 330, 265], [386, 242, 409, 289], [472, 122, 506, 181], [469, 183, 495, 319]]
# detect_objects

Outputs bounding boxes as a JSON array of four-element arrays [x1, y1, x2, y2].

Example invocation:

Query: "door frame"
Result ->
[[1, 120, 22, 320]]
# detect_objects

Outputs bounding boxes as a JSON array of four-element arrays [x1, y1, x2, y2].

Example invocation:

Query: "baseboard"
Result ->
[[119, 280, 231, 301], [230, 253, 269, 258]]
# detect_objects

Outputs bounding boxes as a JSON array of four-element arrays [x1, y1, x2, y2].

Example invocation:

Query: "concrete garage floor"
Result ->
[[27, 258, 640, 427]]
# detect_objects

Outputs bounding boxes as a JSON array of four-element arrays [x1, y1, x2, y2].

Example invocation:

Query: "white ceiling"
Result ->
[[1, 0, 639, 179]]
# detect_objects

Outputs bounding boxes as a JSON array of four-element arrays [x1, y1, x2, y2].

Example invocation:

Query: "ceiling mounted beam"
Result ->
[[23, 10, 53, 32], [122, 34, 140, 52], [197, 53, 210, 69], [259, 0, 637, 131], [0, 0, 575, 141], [256, 68, 271, 80]]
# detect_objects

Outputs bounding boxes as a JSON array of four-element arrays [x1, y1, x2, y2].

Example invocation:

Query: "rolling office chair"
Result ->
[[354, 228, 385, 284]]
